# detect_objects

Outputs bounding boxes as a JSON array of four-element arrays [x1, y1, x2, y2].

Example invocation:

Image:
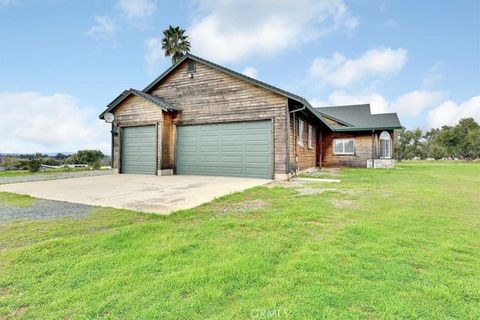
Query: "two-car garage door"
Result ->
[[176, 120, 272, 179]]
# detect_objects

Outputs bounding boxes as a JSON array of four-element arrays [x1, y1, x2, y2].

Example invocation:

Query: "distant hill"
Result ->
[[0, 152, 74, 157]]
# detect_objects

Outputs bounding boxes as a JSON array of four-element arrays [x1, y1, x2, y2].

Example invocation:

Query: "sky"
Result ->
[[0, 0, 479, 154]]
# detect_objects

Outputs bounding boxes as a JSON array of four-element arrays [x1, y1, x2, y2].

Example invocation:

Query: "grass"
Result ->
[[0, 167, 95, 178], [0, 162, 479, 319], [0, 192, 37, 207]]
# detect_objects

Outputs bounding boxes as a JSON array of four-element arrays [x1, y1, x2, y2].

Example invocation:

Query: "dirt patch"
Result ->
[[15, 306, 28, 316], [330, 199, 354, 209], [213, 199, 268, 214], [301, 168, 340, 178], [306, 221, 326, 226], [267, 180, 306, 188], [296, 187, 340, 196], [269, 179, 357, 195], [1, 288, 9, 298], [296, 187, 357, 197]]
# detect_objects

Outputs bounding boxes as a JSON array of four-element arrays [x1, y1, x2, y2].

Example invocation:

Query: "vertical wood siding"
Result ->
[[161, 111, 175, 169], [111, 95, 163, 170], [288, 115, 317, 171]]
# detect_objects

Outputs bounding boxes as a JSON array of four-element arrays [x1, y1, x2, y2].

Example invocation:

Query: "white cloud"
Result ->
[[242, 67, 258, 79], [313, 90, 390, 114], [0, 92, 109, 153], [427, 96, 480, 129], [391, 90, 444, 117], [312, 89, 445, 116], [189, 0, 358, 63], [145, 37, 164, 71], [422, 63, 444, 87], [87, 16, 117, 40], [117, 0, 156, 19], [309, 48, 407, 87]]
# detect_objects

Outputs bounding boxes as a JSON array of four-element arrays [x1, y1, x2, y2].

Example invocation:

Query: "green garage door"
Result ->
[[121, 126, 156, 174], [176, 120, 272, 179]]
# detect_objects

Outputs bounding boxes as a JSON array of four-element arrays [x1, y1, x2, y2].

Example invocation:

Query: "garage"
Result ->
[[121, 126, 157, 174], [176, 120, 272, 179]]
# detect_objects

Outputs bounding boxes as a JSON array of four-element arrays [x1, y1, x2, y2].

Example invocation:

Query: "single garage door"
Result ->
[[121, 126, 156, 174], [176, 120, 272, 179]]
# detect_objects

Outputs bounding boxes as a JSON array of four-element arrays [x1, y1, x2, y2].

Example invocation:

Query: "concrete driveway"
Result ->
[[0, 174, 270, 214]]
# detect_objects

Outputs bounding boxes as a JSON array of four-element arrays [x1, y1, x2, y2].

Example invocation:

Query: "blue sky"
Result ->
[[0, 0, 479, 154]]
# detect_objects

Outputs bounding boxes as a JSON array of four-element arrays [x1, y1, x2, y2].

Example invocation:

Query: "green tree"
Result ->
[[466, 128, 480, 159], [54, 153, 69, 161], [452, 118, 480, 160], [161, 25, 191, 64], [394, 128, 424, 161], [411, 128, 425, 159], [72, 150, 104, 167], [28, 159, 41, 172], [2, 157, 21, 170]]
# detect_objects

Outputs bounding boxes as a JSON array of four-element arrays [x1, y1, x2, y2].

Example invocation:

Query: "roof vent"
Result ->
[[187, 60, 196, 75]]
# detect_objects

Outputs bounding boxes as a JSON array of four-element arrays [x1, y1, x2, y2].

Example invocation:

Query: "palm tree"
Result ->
[[161, 25, 191, 65]]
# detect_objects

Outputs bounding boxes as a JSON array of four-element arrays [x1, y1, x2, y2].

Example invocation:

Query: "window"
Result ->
[[379, 131, 392, 158], [298, 120, 304, 146], [308, 125, 313, 149], [333, 138, 354, 155]]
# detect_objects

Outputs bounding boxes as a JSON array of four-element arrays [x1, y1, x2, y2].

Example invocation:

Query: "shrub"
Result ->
[[28, 159, 41, 172], [92, 159, 102, 170]]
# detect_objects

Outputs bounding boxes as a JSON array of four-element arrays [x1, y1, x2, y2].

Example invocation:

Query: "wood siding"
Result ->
[[323, 117, 347, 128], [149, 60, 289, 174], [161, 111, 176, 169], [289, 115, 317, 171], [322, 132, 372, 167], [111, 95, 163, 171], [321, 130, 394, 167]]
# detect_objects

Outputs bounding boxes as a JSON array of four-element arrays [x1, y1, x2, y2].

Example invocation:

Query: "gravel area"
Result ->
[[0, 170, 114, 185], [0, 199, 96, 222]]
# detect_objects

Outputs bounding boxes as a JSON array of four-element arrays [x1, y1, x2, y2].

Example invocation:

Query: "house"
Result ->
[[99, 54, 402, 179]]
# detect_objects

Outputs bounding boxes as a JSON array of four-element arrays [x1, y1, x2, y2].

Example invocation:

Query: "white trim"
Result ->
[[379, 131, 392, 159], [333, 138, 355, 155], [298, 119, 305, 146]]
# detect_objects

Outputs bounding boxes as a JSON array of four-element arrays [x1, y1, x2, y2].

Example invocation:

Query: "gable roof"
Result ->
[[316, 104, 402, 131], [99, 54, 402, 131], [141, 53, 335, 130], [99, 88, 177, 119]]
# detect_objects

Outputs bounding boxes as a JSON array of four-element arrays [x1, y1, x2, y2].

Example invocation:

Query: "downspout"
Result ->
[[319, 130, 323, 168], [371, 130, 375, 168], [289, 106, 305, 174], [110, 123, 114, 169]]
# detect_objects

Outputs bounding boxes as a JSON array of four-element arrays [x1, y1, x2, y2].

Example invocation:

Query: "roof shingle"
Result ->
[[316, 104, 402, 131], [99, 89, 176, 119]]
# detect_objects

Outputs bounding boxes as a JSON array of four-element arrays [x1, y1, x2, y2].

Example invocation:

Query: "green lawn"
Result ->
[[0, 162, 479, 319], [0, 168, 92, 178]]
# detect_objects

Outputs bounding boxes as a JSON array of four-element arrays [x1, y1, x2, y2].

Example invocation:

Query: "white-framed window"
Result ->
[[298, 119, 304, 146], [333, 138, 355, 155], [308, 125, 313, 149], [379, 131, 392, 159]]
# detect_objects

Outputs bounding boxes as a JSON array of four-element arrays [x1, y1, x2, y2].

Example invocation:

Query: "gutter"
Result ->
[[289, 106, 306, 174]]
